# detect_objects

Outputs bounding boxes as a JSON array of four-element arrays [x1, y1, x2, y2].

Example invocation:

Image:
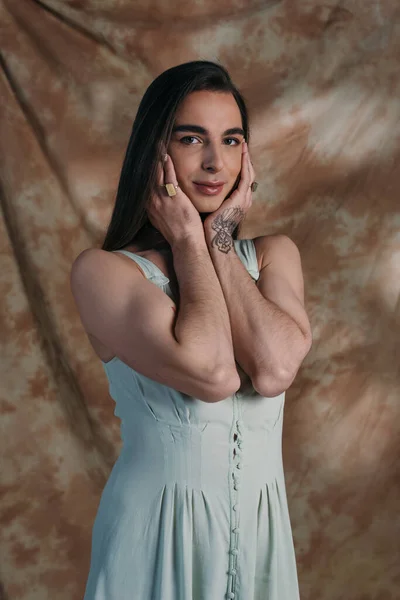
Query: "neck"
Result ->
[[141, 212, 212, 251]]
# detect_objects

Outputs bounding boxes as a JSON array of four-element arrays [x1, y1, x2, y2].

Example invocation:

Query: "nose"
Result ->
[[201, 142, 224, 173]]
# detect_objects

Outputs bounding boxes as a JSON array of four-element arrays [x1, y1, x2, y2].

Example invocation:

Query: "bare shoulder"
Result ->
[[70, 248, 103, 292], [70, 247, 144, 288], [71, 246, 127, 269], [252, 234, 295, 271], [70, 247, 178, 363], [70, 247, 148, 330], [71, 247, 111, 275]]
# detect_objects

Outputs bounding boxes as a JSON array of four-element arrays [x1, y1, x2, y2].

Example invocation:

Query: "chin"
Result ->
[[193, 196, 223, 211], [198, 203, 224, 218], [188, 184, 235, 213]]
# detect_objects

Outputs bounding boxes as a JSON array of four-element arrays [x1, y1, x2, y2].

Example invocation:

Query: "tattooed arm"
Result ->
[[203, 144, 311, 397]]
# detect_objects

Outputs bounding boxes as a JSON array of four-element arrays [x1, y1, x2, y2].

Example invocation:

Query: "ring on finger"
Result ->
[[250, 181, 258, 193], [162, 183, 179, 197]]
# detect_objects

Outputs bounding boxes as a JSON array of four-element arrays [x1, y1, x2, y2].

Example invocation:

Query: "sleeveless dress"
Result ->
[[83, 239, 300, 600]]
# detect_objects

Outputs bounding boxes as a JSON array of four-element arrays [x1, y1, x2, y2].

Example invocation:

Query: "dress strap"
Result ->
[[114, 243, 258, 284], [112, 250, 170, 285], [233, 239, 260, 281]]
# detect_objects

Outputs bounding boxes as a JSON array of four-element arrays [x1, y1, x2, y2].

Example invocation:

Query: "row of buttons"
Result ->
[[226, 419, 244, 599]]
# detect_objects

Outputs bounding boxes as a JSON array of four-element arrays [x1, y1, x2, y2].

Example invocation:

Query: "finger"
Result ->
[[245, 146, 256, 189], [163, 154, 178, 186], [236, 142, 251, 196], [249, 155, 256, 185], [246, 145, 254, 181], [245, 153, 254, 206], [160, 142, 167, 157], [156, 158, 164, 187], [243, 142, 252, 187]]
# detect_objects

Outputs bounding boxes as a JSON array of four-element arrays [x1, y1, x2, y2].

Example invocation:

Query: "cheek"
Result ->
[[167, 153, 185, 180], [168, 147, 197, 178], [227, 152, 242, 178]]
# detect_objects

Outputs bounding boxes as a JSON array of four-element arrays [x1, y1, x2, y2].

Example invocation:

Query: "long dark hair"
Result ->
[[101, 60, 250, 252]]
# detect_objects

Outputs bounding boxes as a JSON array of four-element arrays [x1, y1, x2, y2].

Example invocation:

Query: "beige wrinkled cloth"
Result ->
[[1, 1, 400, 599]]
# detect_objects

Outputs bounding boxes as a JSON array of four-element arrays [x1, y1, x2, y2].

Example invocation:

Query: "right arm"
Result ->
[[70, 237, 241, 403], [171, 233, 240, 391]]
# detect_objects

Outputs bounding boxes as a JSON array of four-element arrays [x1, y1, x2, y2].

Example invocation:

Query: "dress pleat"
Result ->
[[83, 239, 300, 600]]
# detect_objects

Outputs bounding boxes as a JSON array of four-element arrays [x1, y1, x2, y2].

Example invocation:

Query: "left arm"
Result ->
[[206, 232, 312, 397]]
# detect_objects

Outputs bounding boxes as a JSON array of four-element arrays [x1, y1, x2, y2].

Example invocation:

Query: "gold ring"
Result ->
[[163, 183, 179, 197]]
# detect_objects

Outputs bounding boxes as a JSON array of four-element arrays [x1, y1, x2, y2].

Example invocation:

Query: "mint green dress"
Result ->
[[83, 239, 300, 600]]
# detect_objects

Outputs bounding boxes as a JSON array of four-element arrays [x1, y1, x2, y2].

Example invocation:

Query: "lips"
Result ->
[[193, 181, 226, 196]]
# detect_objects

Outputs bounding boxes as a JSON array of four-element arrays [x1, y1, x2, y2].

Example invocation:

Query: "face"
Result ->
[[167, 91, 245, 214]]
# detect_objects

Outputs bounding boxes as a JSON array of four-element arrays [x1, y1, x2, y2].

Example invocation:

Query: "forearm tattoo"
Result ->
[[210, 207, 245, 254]]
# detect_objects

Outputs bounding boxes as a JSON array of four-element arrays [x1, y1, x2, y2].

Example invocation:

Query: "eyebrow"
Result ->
[[172, 124, 245, 137]]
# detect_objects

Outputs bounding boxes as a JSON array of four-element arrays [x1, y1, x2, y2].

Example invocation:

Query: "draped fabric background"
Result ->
[[1, 1, 399, 598]]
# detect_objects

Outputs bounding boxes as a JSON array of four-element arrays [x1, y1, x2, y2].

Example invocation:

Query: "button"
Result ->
[[234, 483, 239, 490], [232, 527, 239, 533], [229, 568, 237, 575], [227, 593, 235, 599], [233, 504, 238, 511], [236, 463, 242, 469], [230, 548, 239, 555]]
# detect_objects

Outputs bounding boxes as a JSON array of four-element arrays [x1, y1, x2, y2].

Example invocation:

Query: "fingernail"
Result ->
[[163, 154, 168, 162]]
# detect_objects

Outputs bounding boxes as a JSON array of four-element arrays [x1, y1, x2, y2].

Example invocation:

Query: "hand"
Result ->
[[203, 142, 256, 253], [147, 154, 205, 247]]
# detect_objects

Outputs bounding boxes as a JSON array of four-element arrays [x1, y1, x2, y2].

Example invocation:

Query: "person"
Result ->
[[70, 60, 312, 600]]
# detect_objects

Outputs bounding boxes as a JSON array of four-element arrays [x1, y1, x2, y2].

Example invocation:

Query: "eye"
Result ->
[[223, 138, 241, 146], [180, 136, 201, 145]]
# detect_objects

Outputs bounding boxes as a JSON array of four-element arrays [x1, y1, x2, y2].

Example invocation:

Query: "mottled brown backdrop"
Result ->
[[1, 0, 399, 598]]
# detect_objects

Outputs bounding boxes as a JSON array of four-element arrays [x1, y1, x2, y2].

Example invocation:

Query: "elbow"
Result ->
[[252, 370, 293, 398], [252, 337, 312, 398], [201, 364, 241, 403]]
